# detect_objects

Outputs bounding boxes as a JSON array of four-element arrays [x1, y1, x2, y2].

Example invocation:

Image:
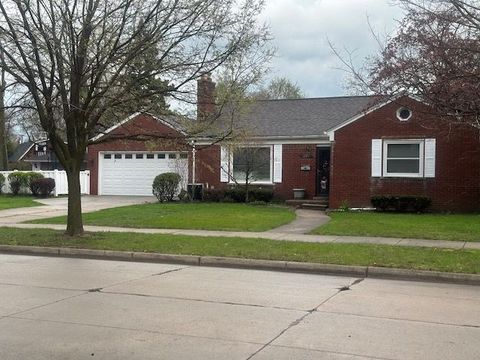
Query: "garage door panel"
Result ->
[[100, 153, 188, 196]]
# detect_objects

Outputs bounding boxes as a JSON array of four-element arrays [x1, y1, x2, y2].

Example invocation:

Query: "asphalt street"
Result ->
[[0, 253, 479, 359]]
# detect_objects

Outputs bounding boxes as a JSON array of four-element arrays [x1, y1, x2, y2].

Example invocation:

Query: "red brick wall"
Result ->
[[330, 98, 480, 211], [88, 114, 190, 195], [275, 144, 317, 200], [195, 145, 222, 189]]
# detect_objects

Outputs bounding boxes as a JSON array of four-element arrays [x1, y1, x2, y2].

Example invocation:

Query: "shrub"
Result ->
[[249, 200, 267, 206], [8, 172, 29, 195], [371, 196, 391, 211], [0, 173, 5, 194], [224, 187, 246, 202], [339, 200, 350, 212], [178, 189, 191, 202], [203, 188, 225, 202], [371, 195, 431, 213], [30, 178, 55, 197], [251, 188, 274, 202], [224, 187, 274, 203], [25, 172, 44, 188], [152, 172, 182, 202]]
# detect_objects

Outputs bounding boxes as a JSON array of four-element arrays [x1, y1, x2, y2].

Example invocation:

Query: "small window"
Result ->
[[136, 154, 144, 159], [157, 153, 166, 159], [179, 153, 188, 159], [168, 153, 177, 159], [114, 154, 122, 159], [397, 107, 412, 121], [125, 154, 133, 159], [103, 154, 111, 159], [384, 141, 423, 177], [146, 154, 154, 159]]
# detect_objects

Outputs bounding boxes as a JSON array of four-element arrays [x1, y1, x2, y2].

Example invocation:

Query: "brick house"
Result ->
[[88, 75, 480, 211], [10, 139, 87, 171]]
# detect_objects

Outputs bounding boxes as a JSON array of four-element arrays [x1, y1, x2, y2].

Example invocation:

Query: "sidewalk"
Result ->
[[6, 222, 480, 250]]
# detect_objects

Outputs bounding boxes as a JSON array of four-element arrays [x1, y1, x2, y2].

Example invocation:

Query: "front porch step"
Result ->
[[313, 196, 329, 201], [285, 199, 329, 210], [299, 203, 328, 210]]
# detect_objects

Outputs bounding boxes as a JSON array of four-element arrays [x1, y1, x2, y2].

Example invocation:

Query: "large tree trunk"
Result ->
[[0, 63, 8, 171], [65, 162, 84, 236]]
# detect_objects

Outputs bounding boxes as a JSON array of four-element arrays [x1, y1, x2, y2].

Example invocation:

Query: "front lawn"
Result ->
[[32, 202, 296, 232], [312, 212, 480, 242], [0, 227, 479, 274], [0, 195, 42, 210]]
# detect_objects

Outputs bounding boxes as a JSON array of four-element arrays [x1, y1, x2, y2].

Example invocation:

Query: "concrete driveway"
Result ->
[[0, 254, 478, 359], [0, 195, 155, 224]]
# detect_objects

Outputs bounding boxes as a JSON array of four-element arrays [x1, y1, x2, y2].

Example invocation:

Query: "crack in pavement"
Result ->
[[94, 265, 190, 292], [98, 289, 309, 312], [4, 291, 88, 318], [246, 277, 366, 360], [0, 281, 87, 292], [314, 309, 480, 329], [6, 315, 265, 347]]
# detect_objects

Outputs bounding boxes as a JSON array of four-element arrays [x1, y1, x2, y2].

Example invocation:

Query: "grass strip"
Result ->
[[30, 202, 296, 232], [1, 227, 479, 274], [0, 195, 42, 210], [312, 212, 480, 242]]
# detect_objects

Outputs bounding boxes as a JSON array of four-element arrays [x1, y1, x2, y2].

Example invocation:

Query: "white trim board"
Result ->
[[325, 94, 422, 141]]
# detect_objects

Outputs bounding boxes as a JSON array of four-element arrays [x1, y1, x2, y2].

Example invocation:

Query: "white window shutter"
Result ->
[[273, 144, 282, 183], [424, 138, 436, 178], [220, 146, 229, 182], [371, 139, 382, 177]]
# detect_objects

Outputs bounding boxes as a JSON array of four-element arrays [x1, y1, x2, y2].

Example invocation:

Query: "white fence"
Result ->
[[0, 170, 90, 196]]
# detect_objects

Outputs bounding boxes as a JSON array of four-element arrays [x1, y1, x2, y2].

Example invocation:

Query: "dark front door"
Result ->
[[316, 147, 331, 196]]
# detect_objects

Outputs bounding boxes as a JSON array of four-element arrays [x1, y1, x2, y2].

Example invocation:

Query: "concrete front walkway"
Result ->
[[266, 209, 330, 234], [0, 253, 479, 359]]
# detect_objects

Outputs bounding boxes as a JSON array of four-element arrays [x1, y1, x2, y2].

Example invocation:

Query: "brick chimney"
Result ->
[[197, 73, 216, 121]]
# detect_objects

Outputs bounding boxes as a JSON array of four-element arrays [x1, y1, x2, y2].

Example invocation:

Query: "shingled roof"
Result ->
[[8, 141, 34, 162], [226, 95, 378, 138]]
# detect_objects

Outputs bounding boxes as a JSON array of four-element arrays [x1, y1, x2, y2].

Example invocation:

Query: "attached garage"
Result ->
[[98, 152, 188, 196]]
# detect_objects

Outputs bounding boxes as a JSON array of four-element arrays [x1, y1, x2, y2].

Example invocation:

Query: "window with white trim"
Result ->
[[384, 140, 423, 177], [371, 138, 436, 178], [232, 146, 272, 183]]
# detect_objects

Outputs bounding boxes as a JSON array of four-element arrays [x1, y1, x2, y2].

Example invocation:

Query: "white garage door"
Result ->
[[99, 152, 188, 196]]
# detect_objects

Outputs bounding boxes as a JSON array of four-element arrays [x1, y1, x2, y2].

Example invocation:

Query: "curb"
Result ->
[[0, 245, 479, 286]]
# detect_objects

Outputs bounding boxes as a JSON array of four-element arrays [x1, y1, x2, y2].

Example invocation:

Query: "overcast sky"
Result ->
[[260, 0, 404, 97]]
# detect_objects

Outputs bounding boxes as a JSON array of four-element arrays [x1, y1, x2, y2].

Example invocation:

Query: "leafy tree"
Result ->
[[252, 77, 305, 100], [337, 0, 480, 128], [0, 0, 271, 235], [99, 36, 173, 129]]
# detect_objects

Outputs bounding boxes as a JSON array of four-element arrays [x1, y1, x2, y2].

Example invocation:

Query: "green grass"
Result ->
[[0, 195, 41, 210], [0, 227, 479, 274], [312, 212, 480, 242], [32, 202, 296, 232]]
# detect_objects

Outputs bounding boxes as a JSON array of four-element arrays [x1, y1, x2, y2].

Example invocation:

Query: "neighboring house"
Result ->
[[9, 139, 87, 171], [9, 139, 61, 170], [87, 75, 480, 211]]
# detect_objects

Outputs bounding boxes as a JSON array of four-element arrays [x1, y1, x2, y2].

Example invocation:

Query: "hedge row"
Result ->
[[204, 187, 274, 203], [371, 195, 431, 213], [7, 172, 45, 195], [0, 172, 55, 197]]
